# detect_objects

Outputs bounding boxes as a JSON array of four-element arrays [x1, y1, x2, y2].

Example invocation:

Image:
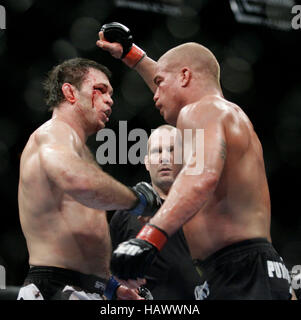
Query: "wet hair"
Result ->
[[43, 57, 112, 110]]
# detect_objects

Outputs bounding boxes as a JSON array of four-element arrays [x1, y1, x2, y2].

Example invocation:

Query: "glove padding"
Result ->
[[111, 238, 158, 280], [101, 22, 133, 59], [100, 22, 145, 67], [111, 223, 168, 280], [138, 286, 153, 300], [129, 182, 161, 217]]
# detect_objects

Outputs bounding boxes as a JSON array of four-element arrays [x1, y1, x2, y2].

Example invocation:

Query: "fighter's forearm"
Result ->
[[68, 162, 137, 211], [150, 170, 219, 236], [111, 170, 218, 280], [41, 146, 137, 211], [133, 56, 157, 93]]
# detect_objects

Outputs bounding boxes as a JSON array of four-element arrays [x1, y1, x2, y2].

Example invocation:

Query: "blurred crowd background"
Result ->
[[0, 0, 300, 287]]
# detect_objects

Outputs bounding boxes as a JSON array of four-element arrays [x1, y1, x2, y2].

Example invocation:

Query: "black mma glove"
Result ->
[[128, 182, 161, 217], [111, 223, 168, 280], [100, 22, 145, 68], [138, 286, 153, 300]]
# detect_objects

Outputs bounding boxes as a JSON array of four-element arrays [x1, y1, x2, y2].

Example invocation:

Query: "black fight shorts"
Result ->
[[17, 266, 107, 300], [193, 238, 292, 300]]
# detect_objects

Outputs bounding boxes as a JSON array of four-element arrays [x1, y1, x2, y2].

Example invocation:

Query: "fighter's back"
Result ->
[[18, 121, 61, 235], [180, 96, 271, 260], [220, 98, 271, 225]]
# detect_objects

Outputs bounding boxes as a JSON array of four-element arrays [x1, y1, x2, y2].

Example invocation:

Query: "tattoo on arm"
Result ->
[[220, 139, 226, 160]]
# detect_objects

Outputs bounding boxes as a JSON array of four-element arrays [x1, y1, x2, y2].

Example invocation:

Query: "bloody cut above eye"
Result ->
[[94, 84, 113, 96]]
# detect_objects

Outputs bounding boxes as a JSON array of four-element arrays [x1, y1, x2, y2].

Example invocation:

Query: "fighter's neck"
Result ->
[[184, 83, 223, 106], [52, 106, 89, 144]]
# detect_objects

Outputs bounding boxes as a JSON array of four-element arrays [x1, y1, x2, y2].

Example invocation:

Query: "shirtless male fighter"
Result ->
[[17, 58, 158, 300], [97, 23, 293, 299]]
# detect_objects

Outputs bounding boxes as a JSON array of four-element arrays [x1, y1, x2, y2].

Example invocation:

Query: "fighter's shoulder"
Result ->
[[34, 119, 77, 147], [178, 95, 234, 127], [199, 97, 254, 145], [206, 97, 253, 131]]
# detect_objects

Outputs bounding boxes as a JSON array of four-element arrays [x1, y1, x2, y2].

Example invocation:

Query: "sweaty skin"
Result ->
[[97, 39, 271, 261], [148, 47, 271, 260], [18, 68, 140, 282], [152, 95, 271, 259], [19, 121, 111, 278]]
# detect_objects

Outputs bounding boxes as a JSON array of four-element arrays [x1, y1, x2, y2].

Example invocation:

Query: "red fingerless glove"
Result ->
[[122, 44, 146, 68], [137, 223, 168, 251]]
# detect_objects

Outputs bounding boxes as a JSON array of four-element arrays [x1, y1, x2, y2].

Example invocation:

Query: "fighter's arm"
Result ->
[[150, 105, 227, 235], [111, 105, 227, 280], [38, 123, 136, 211], [134, 55, 157, 93]]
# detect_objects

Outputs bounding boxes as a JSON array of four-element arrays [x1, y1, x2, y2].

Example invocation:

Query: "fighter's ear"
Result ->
[[62, 83, 76, 104], [180, 67, 192, 87]]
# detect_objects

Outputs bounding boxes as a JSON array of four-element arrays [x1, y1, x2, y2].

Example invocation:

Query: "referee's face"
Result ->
[[145, 128, 182, 194]]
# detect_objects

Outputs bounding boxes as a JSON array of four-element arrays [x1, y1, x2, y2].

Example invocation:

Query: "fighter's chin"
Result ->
[[163, 111, 178, 126], [93, 120, 106, 132]]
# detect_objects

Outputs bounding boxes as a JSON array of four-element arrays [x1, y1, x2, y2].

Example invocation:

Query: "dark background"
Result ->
[[0, 0, 300, 286]]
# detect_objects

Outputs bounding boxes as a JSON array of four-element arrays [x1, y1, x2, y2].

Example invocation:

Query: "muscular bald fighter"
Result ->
[[97, 23, 293, 299], [17, 58, 158, 300]]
